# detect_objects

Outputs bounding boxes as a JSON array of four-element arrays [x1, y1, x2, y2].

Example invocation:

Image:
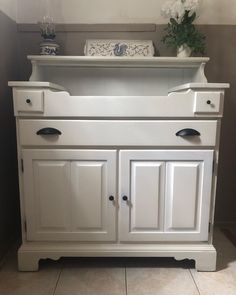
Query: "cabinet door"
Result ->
[[119, 150, 213, 242], [23, 150, 116, 242]]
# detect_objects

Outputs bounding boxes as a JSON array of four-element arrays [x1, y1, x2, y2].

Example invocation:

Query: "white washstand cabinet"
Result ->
[[9, 56, 229, 271]]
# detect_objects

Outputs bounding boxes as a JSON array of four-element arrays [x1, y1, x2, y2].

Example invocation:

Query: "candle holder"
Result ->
[[39, 16, 60, 55]]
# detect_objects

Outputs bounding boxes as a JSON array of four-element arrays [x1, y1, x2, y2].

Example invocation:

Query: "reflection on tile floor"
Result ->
[[0, 227, 235, 295]]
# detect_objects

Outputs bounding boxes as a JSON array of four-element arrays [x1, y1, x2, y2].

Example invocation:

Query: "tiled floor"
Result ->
[[0, 227, 236, 295]]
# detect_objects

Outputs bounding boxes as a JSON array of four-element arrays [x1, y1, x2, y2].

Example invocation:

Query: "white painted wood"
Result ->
[[194, 92, 222, 114], [23, 149, 117, 241], [13, 90, 224, 118], [165, 162, 201, 230], [19, 120, 218, 147], [164, 151, 213, 241], [14, 89, 44, 113], [70, 150, 117, 242], [169, 83, 230, 92], [17, 242, 216, 272], [25, 56, 209, 95], [130, 162, 165, 230], [71, 162, 104, 230], [120, 150, 213, 242], [28, 55, 209, 69], [9, 54, 228, 272], [23, 157, 71, 240], [30, 67, 199, 96], [8, 81, 66, 91]]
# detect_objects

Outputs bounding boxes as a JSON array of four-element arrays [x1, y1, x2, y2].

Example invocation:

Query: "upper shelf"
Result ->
[[28, 55, 209, 68], [26, 55, 214, 95]]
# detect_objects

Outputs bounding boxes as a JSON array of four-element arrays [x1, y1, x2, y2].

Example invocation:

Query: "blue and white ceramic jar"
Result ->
[[40, 39, 60, 55]]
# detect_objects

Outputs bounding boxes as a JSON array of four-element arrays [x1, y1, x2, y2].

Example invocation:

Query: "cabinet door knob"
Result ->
[[36, 128, 62, 136], [109, 196, 114, 201], [26, 99, 31, 104], [176, 128, 200, 137], [207, 100, 212, 105], [122, 196, 128, 201]]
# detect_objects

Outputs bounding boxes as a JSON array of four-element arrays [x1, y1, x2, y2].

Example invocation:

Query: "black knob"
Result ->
[[122, 196, 128, 201], [26, 99, 31, 104], [207, 100, 211, 105], [109, 196, 114, 201]]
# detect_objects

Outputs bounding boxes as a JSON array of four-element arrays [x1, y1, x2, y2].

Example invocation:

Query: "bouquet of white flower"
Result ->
[[161, 0, 205, 56]]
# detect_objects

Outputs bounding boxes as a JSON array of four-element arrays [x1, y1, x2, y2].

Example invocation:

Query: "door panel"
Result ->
[[23, 149, 116, 242], [165, 162, 202, 230], [33, 161, 70, 231], [130, 162, 164, 231], [119, 151, 165, 242], [71, 162, 105, 230]]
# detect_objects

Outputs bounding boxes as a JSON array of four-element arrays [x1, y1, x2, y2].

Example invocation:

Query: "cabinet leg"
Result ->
[[18, 251, 40, 272], [195, 251, 217, 272], [174, 249, 217, 272]]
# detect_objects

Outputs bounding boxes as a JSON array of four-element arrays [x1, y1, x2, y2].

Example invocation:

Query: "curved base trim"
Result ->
[[18, 242, 216, 272]]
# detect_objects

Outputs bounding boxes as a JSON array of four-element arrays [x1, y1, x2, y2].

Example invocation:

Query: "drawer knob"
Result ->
[[207, 100, 212, 105], [109, 196, 115, 201], [36, 128, 62, 136], [176, 128, 200, 137], [26, 99, 31, 104], [122, 196, 128, 201]]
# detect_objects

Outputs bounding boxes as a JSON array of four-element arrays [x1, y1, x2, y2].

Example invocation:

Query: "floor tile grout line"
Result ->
[[189, 268, 201, 295], [52, 266, 63, 295], [125, 267, 128, 295]]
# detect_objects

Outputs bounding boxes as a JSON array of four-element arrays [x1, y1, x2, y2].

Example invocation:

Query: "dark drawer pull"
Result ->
[[176, 128, 200, 137], [36, 128, 62, 136]]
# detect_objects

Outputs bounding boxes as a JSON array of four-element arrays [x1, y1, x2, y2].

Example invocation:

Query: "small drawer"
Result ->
[[14, 90, 44, 113], [193, 92, 222, 114]]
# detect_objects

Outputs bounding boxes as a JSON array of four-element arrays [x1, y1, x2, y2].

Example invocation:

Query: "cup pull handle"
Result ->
[[176, 128, 200, 137], [36, 128, 62, 136]]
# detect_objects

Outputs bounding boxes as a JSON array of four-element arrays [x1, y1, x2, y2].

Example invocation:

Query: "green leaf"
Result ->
[[162, 16, 206, 54], [170, 18, 178, 26], [189, 12, 196, 24]]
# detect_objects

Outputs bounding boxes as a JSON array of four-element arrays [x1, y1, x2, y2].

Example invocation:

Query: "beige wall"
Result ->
[[16, 0, 236, 24], [0, 0, 17, 20]]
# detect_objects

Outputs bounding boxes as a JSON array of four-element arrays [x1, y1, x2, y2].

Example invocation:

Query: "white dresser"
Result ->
[[9, 56, 229, 271]]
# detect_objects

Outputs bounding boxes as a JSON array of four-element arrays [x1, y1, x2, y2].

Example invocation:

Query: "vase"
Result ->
[[40, 39, 60, 55], [177, 44, 192, 58]]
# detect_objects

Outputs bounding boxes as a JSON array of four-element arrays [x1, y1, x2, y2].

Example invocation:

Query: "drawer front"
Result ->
[[194, 92, 222, 114], [14, 90, 44, 113], [19, 120, 217, 147]]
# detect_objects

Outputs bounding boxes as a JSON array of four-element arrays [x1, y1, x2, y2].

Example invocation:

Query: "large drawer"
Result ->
[[19, 119, 217, 146], [19, 120, 218, 147]]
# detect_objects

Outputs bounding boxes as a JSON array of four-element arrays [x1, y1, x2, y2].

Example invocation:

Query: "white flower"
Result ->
[[182, 0, 199, 11], [161, 1, 174, 18], [161, 0, 200, 20], [171, 0, 186, 19]]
